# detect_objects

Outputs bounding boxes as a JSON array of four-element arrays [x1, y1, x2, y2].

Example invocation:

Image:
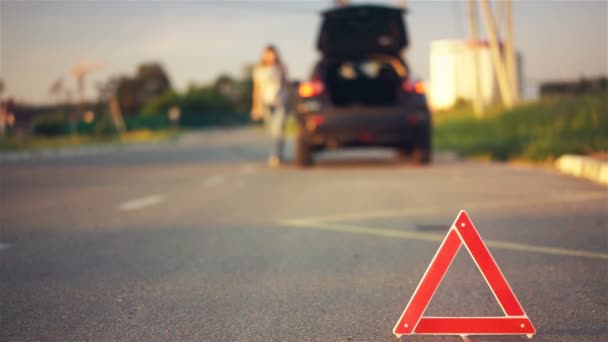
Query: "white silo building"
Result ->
[[428, 40, 522, 111]]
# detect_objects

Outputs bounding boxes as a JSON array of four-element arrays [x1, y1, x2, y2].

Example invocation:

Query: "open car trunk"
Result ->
[[326, 55, 406, 107], [317, 5, 408, 57]]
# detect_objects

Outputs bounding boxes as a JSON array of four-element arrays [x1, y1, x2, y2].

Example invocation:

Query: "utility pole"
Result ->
[[494, 0, 504, 38], [504, 0, 519, 102], [49, 78, 64, 121], [0, 79, 5, 137], [468, 0, 484, 117], [479, 0, 514, 108], [109, 95, 126, 134], [72, 61, 103, 135], [96, 78, 127, 135]]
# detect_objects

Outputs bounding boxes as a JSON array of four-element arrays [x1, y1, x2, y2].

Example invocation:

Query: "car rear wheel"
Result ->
[[295, 132, 313, 167], [412, 147, 431, 164], [395, 146, 412, 161], [413, 129, 432, 165]]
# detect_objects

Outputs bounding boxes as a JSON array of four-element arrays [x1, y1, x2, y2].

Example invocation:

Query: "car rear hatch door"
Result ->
[[317, 5, 408, 57]]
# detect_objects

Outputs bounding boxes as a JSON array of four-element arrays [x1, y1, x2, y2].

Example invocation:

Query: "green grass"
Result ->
[[0, 129, 179, 151], [434, 92, 608, 161]]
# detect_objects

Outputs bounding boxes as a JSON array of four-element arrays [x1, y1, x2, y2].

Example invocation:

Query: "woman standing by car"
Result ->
[[251, 45, 289, 167]]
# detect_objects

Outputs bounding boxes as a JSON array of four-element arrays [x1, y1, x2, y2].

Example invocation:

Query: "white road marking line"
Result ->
[[118, 195, 165, 212], [0, 243, 10, 251], [279, 219, 608, 260], [287, 191, 608, 223], [203, 175, 225, 187]]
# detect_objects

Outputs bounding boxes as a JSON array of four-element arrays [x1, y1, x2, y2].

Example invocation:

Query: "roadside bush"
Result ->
[[434, 91, 608, 161], [138, 86, 248, 129], [92, 116, 116, 136], [125, 115, 171, 130], [140, 90, 181, 117], [31, 113, 68, 136]]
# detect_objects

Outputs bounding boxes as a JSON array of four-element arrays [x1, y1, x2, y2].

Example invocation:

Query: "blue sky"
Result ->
[[1, 0, 607, 104]]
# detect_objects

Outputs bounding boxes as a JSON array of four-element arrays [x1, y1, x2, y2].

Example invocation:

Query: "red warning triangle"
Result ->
[[393, 210, 535, 338]]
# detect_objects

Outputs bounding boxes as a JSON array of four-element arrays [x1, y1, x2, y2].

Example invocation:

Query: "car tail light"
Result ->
[[359, 133, 374, 143], [306, 114, 325, 130], [299, 80, 325, 98], [407, 114, 420, 124], [402, 80, 426, 94]]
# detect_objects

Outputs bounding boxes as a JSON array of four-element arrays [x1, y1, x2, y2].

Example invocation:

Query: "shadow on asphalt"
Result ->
[[415, 224, 449, 231], [538, 327, 608, 337], [278, 151, 460, 170], [310, 159, 429, 169]]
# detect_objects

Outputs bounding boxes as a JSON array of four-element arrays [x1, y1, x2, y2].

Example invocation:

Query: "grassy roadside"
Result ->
[[0, 129, 179, 152], [434, 92, 608, 161]]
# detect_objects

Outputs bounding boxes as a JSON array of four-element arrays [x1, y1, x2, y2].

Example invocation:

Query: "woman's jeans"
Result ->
[[263, 104, 286, 160]]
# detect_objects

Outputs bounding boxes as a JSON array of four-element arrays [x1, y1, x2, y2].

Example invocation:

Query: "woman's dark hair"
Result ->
[[257, 44, 288, 81], [261, 44, 283, 68]]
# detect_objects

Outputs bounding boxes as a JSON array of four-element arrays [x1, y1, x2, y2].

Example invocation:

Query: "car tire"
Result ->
[[412, 147, 431, 164], [395, 146, 411, 161], [413, 127, 432, 165], [295, 132, 313, 167]]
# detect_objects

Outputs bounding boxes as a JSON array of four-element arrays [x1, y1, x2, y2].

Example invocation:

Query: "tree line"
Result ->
[[109, 63, 254, 117], [1, 62, 256, 137]]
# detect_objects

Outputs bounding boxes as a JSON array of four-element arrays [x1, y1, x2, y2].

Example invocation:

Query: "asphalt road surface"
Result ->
[[1, 128, 607, 341]]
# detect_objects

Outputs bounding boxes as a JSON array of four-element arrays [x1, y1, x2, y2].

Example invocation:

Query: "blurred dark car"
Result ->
[[295, 5, 431, 166]]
